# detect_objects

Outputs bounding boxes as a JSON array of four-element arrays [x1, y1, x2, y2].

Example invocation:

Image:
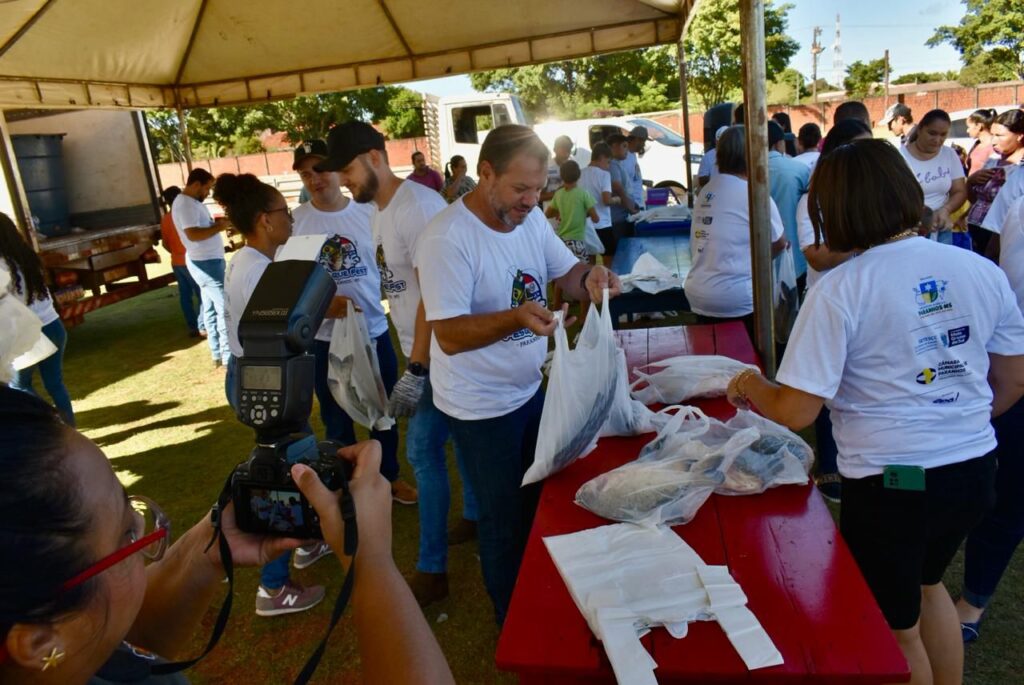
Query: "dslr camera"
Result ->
[[229, 260, 349, 539]]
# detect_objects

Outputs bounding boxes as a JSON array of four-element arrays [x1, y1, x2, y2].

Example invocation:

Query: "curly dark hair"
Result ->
[[0, 213, 49, 304]]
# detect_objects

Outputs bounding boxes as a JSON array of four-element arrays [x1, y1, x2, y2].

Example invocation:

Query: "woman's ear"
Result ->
[[5, 622, 65, 672]]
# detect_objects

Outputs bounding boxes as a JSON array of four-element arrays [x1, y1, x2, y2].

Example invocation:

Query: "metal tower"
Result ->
[[832, 14, 844, 87]]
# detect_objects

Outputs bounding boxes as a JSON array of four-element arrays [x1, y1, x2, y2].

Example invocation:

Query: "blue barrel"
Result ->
[[11, 134, 71, 237]]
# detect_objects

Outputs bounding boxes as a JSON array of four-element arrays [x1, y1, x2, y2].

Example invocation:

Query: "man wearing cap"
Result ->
[[416, 124, 623, 624], [767, 120, 810, 292], [314, 122, 480, 607], [882, 103, 914, 145], [624, 125, 649, 208], [290, 140, 418, 518]]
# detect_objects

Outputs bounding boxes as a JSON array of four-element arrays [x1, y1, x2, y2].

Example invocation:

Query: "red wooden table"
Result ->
[[496, 323, 910, 684]]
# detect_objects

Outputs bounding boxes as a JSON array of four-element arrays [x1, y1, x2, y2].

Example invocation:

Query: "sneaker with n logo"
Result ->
[[255, 580, 326, 617]]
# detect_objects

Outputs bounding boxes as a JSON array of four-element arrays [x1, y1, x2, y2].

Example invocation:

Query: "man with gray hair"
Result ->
[[417, 124, 622, 623]]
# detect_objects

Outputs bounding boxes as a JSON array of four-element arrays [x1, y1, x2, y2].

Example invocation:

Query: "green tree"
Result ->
[[767, 67, 808, 105], [958, 50, 1018, 86], [891, 70, 959, 85], [928, 0, 1024, 81], [682, 0, 800, 109], [843, 59, 887, 98], [470, 46, 679, 120], [268, 88, 400, 143], [379, 88, 425, 138]]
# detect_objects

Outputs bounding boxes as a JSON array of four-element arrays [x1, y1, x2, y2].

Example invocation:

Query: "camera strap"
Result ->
[[151, 472, 359, 684]]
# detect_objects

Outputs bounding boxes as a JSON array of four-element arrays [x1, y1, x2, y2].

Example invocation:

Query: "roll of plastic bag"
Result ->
[[524, 289, 619, 486], [326, 311, 395, 431]]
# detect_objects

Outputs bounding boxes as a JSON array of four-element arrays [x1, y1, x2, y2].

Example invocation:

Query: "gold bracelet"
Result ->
[[735, 368, 759, 402]]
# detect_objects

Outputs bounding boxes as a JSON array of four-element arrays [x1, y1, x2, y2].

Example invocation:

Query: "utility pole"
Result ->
[[811, 26, 824, 104], [883, 49, 891, 109]]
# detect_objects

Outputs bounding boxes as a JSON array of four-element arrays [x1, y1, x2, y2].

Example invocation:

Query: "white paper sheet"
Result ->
[[276, 234, 327, 261]]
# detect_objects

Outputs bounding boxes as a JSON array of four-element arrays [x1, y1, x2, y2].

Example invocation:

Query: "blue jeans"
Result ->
[[172, 264, 202, 334], [312, 332, 400, 481], [223, 356, 293, 590], [962, 397, 1024, 609], [186, 256, 229, 364], [407, 379, 479, 574], [12, 319, 74, 426], [445, 388, 545, 624]]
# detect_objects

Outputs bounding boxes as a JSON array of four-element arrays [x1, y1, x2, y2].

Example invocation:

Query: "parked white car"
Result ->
[[532, 116, 703, 191]]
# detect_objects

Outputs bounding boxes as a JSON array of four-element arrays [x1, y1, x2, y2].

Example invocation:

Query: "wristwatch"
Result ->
[[408, 362, 428, 377]]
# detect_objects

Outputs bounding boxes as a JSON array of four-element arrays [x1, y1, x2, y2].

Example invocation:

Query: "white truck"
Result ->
[[422, 93, 701, 192]]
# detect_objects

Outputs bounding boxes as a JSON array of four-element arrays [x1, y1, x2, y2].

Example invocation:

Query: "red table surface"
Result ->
[[495, 323, 910, 684]]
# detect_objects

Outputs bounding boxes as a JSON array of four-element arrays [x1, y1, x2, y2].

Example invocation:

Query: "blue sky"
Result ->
[[399, 0, 968, 97]]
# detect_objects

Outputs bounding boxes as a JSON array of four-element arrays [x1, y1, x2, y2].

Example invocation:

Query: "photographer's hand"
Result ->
[[201, 503, 305, 570], [389, 369, 426, 417], [292, 440, 392, 565]]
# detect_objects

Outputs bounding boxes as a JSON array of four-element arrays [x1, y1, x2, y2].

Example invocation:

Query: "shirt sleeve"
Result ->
[[242, 259, 270, 309], [418, 233, 475, 321], [769, 198, 785, 242], [796, 195, 816, 250], [985, 269, 1024, 355], [983, 171, 1024, 233], [776, 287, 851, 400], [402, 193, 448, 269], [947, 146, 965, 181], [698, 154, 713, 177], [171, 200, 200, 231], [601, 170, 612, 194]]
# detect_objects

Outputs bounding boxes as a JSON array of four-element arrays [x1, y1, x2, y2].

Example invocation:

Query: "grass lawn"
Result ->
[[43, 276, 1023, 684]]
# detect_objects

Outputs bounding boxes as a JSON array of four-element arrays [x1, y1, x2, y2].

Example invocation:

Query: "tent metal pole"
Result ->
[[739, 0, 776, 376], [676, 42, 694, 207]]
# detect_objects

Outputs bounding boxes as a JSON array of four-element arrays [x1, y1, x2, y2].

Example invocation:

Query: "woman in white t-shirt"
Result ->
[[1, 213, 74, 426], [684, 125, 787, 339], [899, 109, 967, 245], [725, 140, 1024, 685]]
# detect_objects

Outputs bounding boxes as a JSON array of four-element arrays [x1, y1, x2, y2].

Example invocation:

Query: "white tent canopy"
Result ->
[[0, 0, 697, 110]]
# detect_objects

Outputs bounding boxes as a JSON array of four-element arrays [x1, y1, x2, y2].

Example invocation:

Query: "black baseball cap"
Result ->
[[314, 121, 386, 172], [292, 139, 328, 170]]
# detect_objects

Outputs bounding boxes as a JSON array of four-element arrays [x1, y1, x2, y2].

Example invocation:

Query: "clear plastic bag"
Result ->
[[583, 217, 605, 255], [524, 289, 619, 485], [326, 312, 395, 432], [774, 246, 799, 345], [629, 355, 758, 405], [575, 407, 759, 526], [599, 347, 667, 438], [718, 410, 812, 495]]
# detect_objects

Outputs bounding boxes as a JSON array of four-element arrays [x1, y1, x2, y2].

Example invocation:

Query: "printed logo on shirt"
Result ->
[[693, 228, 710, 254], [915, 359, 969, 385], [914, 325, 971, 354], [914, 278, 953, 318], [504, 268, 546, 343], [376, 244, 406, 294], [319, 235, 367, 283], [931, 391, 960, 405], [701, 216, 713, 225]]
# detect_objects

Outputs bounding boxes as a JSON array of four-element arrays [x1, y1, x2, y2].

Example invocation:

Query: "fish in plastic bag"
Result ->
[[326, 311, 395, 431], [523, 289, 619, 486], [717, 410, 812, 495], [629, 355, 758, 404], [599, 347, 667, 438]]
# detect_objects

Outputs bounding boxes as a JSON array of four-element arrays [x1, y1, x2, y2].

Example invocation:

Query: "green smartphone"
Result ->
[[883, 465, 926, 492]]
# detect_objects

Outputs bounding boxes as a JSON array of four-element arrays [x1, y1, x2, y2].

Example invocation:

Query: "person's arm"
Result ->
[[802, 245, 855, 272], [611, 179, 638, 213], [552, 263, 623, 304], [726, 370, 825, 431], [184, 217, 228, 242], [326, 295, 350, 318], [771, 235, 788, 257], [545, 205, 560, 220], [601, 190, 619, 206], [935, 178, 968, 230], [432, 303, 561, 355], [587, 206, 600, 224], [126, 505, 302, 657], [988, 353, 1024, 416], [294, 442, 454, 685], [697, 175, 710, 188]]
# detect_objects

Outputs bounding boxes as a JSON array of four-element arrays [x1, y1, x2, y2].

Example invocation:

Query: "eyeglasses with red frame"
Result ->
[[61, 495, 170, 592]]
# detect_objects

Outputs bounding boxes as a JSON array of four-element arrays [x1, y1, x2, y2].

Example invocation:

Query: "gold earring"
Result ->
[[41, 646, 65, 671]]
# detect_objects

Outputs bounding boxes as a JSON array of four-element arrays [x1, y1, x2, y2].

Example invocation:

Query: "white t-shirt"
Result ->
[[684, 174, 784, 317], [796, 195, 824, 290], [697, 148, 718, 180], [418, 201, 578, 420], [372, 180, 447, 358], [794, 151, 820, 174], [1000, 196, 1024, 314], [171, 194, 224, 262], [292, 201, 388, 342], [778, 237, 1024, 478], [578, 166, 613, 229], [224, 246, 272, 358], [898, 145, 965, 211], [8, 266, 58, 326]]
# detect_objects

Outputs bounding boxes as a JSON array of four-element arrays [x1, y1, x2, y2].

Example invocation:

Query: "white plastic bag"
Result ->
[[575, 407, 759, 526], [583, 218, 605, 255], [599, 347, 667, 437], [619, 252, 683, 294], [629, 355, 758, 405], [774, 246, 799, 344], [326, 312, 395, 431], [524, 289, 619, 486], [718, 410, 812, 495]]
